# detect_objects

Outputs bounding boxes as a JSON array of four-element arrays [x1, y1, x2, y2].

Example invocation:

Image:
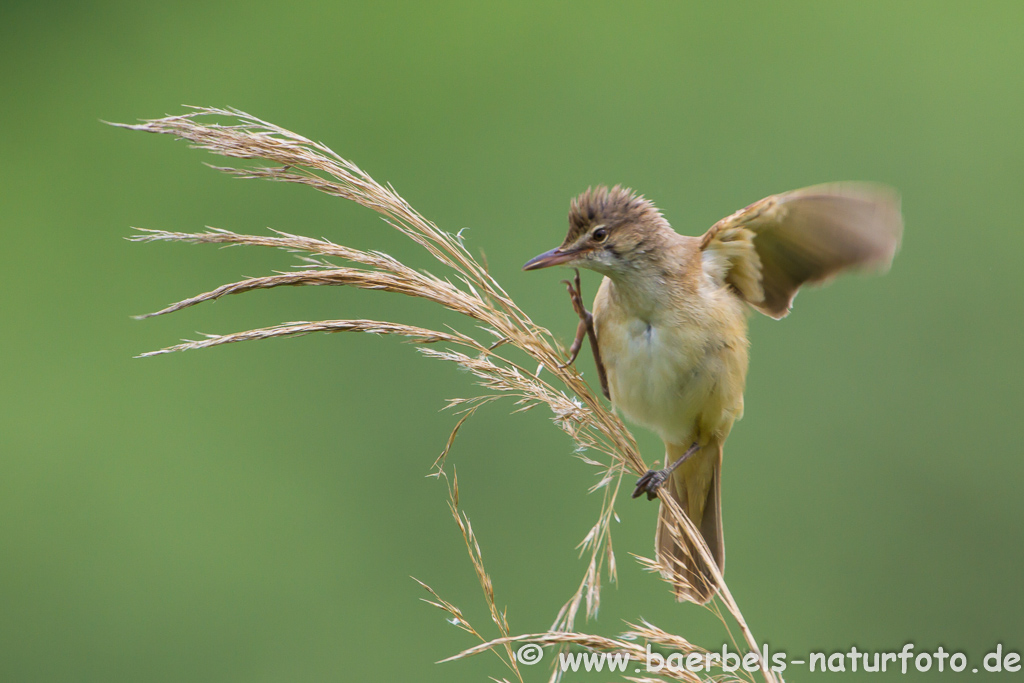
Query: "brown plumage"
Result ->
[[567, 186, 666, 241], [525, 183, 902, 603]]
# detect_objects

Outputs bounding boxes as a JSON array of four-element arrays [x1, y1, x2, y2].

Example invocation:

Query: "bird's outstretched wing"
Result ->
[[700, 183, 903, 319]]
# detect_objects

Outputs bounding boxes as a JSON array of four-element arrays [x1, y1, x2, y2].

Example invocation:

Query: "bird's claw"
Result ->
[[558, 269, 611, 399], [632, 468, 670, 500], [562, 269, 591, 366], [561, 270, 588, 320]]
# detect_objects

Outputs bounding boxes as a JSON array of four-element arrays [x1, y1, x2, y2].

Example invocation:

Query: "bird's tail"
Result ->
[[654, 439, 724, 604]]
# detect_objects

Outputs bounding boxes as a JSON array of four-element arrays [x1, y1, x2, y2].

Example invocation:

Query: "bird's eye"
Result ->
[[592, 228, 608, 243]]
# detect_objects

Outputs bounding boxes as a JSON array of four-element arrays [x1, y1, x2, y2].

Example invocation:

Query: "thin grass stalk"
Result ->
[[114, 107, 777, 683]]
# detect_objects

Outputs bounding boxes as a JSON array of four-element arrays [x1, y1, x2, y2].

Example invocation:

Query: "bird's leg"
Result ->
[[561, 269, 591, 365], [632, 442, 699, 501], [560, 269, 610, 399]]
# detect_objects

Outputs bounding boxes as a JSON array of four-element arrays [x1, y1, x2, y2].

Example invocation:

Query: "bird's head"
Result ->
[[523, 185, 669, 278]]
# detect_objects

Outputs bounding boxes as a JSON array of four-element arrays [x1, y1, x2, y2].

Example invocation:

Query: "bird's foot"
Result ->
[[632, 468, 670, 501], [631, 442, 700, 501], [559, 269, 592, 368], [557, 269, 611, 399], [562, 269, 589, 321]]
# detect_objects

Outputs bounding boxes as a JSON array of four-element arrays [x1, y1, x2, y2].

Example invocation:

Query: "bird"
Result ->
[[523, 184, 902, 603]]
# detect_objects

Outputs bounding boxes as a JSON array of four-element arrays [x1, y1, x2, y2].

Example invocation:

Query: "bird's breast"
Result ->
[[596, 303, 747, 446]]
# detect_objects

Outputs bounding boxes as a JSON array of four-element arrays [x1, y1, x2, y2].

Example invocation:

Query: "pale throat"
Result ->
[[601, 255, 678, 325]]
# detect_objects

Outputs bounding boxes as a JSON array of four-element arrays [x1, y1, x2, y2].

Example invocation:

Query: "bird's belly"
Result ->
[[604, 320, 738, 445]]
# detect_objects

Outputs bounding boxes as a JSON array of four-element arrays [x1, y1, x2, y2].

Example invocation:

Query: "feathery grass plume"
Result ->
[[114, 107, 778, 683], [414, 470, 523, 682]]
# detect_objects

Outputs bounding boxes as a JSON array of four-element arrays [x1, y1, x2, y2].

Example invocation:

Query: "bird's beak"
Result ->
[[522, 246, 577, 271]]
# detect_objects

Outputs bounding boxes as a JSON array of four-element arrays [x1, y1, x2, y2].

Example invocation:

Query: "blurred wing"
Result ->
[[700, 183, 903, 319]]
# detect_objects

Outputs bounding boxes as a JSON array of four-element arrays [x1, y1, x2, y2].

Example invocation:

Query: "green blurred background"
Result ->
[[2, 2, 1022, 681]]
